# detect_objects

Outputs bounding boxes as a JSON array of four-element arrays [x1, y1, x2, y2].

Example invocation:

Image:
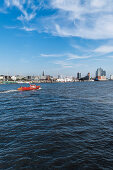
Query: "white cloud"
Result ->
[[18, 13, 36, 22], [4, 25, 36, 32], [67, 53, 91, 60], [63, 65, 72, 68], [21, 26, 36, 32], [54, 60, 87, 69], [90, 0, 107, 8], [4, 0, 39, 21], [41, 53, 65, 57], [94, 45, 113, 54], [41, 52, 91, 60], [3, 0, 113, 39], [48, 0, 113, 39]]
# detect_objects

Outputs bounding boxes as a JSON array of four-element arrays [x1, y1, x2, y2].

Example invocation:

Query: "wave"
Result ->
[[0, 90, 18, 94], [0, 88, 41, 93]]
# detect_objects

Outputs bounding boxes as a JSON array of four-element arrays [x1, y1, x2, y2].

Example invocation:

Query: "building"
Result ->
[[15, 75, 24, 80], [11, 76, 17, 81], [0, 75, 4, 82], [96, 68, 106, 77], [77, 72, 81, 79], [87, 72, 90, 80], [110, 75, 113, 80], [96, 68, 106, 81], [57, 76, 73, 82], [42, 71, 45, 76], [4, 76, 12, 81], [79, 72, 90, 81], [34, 76, 40, 82]]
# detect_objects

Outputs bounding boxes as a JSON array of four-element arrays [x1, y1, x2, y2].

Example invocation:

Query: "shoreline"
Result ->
[[0, 79, 110, 84]]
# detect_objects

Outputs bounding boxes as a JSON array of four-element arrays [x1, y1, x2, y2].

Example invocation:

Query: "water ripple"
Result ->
[[0, 82, 113, 169]]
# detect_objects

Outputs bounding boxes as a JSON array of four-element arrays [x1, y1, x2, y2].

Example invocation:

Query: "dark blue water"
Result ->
[[0, 81, 113, 169]]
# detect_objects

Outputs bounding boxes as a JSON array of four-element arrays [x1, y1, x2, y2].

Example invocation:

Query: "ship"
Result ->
[[18, 84, 41, 91]]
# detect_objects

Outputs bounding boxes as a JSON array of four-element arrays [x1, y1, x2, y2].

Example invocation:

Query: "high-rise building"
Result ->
[[42, 71, 45, 76], [96, 68, 106, 77], [87, 72, 90, 80], [96, 68, 106, 80], [77, 72, 81, 79]]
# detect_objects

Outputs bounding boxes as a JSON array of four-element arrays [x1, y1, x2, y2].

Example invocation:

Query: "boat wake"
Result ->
[[0, 90, 18, 94]]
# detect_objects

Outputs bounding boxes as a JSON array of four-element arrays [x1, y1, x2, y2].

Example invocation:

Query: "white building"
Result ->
[[11, 76, 17, 81], [96, 68, 106, 81], [57, 76, 73, 82], [110, 75, 113, 80], [0, 75, 4, 81]]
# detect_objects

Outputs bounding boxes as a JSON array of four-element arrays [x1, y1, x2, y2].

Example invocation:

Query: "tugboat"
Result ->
[[18, 84, 41, 91]]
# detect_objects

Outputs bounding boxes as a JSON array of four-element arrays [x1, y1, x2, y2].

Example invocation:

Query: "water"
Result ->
[[0, 81, 113, 169]]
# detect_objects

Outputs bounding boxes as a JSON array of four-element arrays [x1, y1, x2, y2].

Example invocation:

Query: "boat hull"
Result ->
[[18, 85, 40, 91]]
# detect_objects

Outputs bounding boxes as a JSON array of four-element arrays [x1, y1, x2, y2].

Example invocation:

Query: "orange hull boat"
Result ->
[[18, 84, 41, 91]]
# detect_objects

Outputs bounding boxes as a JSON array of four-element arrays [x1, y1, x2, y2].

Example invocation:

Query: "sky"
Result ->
[[1, 0, 113, 77]]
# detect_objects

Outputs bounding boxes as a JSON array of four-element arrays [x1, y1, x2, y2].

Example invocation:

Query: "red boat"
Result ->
[[18, 84, 41, 91]]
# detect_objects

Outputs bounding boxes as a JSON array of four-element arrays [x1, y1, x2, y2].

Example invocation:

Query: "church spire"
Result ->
[[42, 71, 44, 76]]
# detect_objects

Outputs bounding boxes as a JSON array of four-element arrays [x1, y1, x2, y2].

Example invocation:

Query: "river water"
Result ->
[[0, 81, 113, 169]]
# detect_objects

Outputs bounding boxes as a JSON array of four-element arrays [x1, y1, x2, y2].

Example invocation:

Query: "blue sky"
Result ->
[[1, 0, 113, 77]]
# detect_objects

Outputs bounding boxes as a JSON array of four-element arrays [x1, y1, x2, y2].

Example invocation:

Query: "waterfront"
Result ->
[[0, 81, 113, 169]]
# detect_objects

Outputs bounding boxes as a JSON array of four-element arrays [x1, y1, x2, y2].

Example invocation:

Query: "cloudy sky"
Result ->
[[1, 0, 113, 77]]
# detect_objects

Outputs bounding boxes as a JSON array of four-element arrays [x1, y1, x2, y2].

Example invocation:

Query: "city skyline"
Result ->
[[0, 67, 108, 79], [0, 67, 109, 83], [1, 0, 113, 76]]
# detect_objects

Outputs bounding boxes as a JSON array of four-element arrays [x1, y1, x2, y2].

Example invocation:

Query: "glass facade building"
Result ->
[[77, 72, 81, 79], [96, 68, 106, 77]]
